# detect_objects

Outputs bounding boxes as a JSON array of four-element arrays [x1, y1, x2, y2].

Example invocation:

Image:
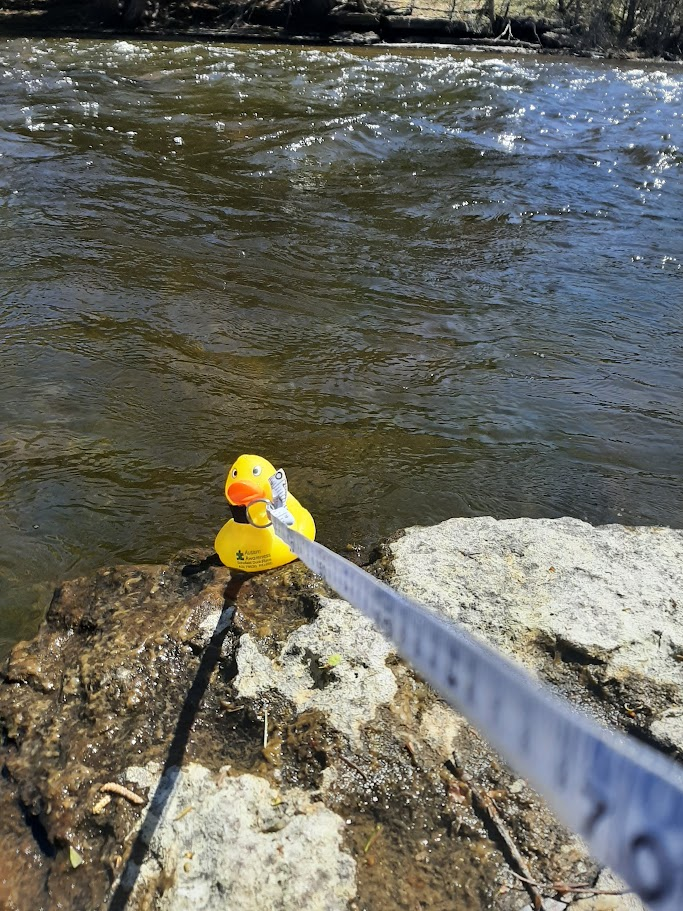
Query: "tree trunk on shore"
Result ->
[[620, 0, 637, 36]]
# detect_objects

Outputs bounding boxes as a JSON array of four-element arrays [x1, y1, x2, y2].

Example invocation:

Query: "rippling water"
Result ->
[[1, 38, 682, 654]]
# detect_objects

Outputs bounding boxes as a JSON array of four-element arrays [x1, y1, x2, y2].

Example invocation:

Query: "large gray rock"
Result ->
[[541, 29, 579, 48], [2, 517, 679, 911], [121, 763, 356, 911], [391, 517, 683, 748]]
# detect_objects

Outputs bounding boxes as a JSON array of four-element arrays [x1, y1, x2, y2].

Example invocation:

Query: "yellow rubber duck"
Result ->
[[214, 454, 316, 572]]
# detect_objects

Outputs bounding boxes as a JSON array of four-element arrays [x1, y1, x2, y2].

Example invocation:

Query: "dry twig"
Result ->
[[220, 700, 245, 713], [339, 755, 368, 781], [464, 775, 546, 911], [509, 870, 632, 897]]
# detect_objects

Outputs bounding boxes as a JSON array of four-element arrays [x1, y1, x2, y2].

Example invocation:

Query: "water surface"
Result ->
[[1, 38, 682, 654]]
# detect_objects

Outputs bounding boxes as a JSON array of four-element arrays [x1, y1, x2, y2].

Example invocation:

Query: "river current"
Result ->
[[1, 38, 682, 654]]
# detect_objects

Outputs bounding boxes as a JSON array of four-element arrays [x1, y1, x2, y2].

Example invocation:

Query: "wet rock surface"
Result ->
[[1, 517, 679, 910]]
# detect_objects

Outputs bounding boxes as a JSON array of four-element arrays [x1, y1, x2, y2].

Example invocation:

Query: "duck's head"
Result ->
[[225, 454, 277, 511]]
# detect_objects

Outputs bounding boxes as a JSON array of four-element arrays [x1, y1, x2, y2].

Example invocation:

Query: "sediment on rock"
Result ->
[[2, 516, 680, 909]]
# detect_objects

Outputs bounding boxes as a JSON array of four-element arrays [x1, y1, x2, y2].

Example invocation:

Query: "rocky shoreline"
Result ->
[[0, 0, 681, 61], [1, 516, 681, 910]]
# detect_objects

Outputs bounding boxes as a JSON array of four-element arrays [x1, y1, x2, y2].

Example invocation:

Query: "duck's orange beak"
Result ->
[[227, 480, 264, 506]]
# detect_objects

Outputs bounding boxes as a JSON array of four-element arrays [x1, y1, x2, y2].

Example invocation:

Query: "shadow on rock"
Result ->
[[107, 580, 239, 911]]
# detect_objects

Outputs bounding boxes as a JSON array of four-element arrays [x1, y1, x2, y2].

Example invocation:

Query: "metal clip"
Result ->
[[245, 498, 273, 529]]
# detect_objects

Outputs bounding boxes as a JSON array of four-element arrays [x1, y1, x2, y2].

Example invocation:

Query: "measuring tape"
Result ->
[[265, 474, 683, 911]]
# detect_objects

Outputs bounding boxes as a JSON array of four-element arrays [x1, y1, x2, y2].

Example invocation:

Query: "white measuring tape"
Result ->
[[265, 472, 683, 911]]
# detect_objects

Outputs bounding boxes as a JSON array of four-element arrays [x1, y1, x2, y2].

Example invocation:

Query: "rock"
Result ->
[[535, 17, 565, 33], [520, 900, 568, 911], [234, 597, 398, 742], [541, 29, 579, 49], [327, 10, 379, 30], [381, 14, 454, 34], [121, 764, 356, 910], [329, 29, 382, 44], [378, 0, 412, 13], [390, 517, 683, 751], [650, 708, 683, 753], [1, 518, 681, 909], [570, 869, 646, 910], [0, 555, 512, 911]]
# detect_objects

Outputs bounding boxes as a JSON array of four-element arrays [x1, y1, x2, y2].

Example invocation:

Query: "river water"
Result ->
[[1, 38, 682, 654]]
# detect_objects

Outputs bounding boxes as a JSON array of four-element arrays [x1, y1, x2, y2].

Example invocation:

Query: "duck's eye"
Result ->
[[252, 465, 262, 477], [231, 469, 238, 478]]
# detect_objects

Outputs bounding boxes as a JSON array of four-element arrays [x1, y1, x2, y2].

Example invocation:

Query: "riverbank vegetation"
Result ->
[[0, 0, 681, 61], [535, 0, 682, 56]]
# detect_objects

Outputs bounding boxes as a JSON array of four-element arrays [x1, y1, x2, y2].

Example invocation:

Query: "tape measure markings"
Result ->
[[268, 505, 683, 911]]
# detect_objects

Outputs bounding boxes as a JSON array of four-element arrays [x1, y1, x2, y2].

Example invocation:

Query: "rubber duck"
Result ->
[[214, 454, 315, 572]]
